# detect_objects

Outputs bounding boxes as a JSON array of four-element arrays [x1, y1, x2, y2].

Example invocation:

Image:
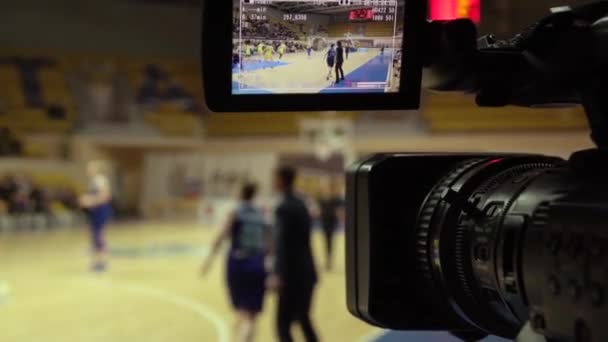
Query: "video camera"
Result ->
[[202, 1, 608, 341]]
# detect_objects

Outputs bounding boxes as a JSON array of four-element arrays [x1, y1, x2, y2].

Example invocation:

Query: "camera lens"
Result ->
[[414, 156, 570, 338]]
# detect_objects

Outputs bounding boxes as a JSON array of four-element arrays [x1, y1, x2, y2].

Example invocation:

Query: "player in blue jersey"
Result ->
[[202, 183, 270, 342], [324, 43, 336, 81], [233, 52, 242, 71], [79, 161, 113, 272]]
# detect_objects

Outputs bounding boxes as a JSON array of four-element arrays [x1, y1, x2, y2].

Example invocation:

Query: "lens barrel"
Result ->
[[415, 156, 573, 338]]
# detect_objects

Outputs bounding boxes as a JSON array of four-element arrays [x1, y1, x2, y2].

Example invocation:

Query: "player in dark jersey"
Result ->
[[317, 185, 344, 271], [335, 41, 345, 84], [324, 44, 336, 81], [202, 183, 269, 342], [233, 52, 242, 71]]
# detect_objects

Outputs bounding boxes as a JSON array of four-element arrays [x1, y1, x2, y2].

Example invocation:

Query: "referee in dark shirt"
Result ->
[[335, 41, 345, 84], [269, 166, 319, 342]]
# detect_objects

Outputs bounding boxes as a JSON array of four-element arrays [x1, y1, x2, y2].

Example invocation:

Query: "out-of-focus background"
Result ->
[[0, 0, 595, 341]]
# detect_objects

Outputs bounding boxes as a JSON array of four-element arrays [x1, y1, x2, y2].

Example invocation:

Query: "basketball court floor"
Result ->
[[0, 222, 514, 341], [232, 48, 394, 94], [0, 222, 377, 342]]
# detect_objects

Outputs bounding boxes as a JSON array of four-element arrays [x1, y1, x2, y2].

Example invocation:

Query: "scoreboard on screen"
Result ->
[[243, 0, 398, 6], [349, 7, 396, 21], [349, 8, 373, 21], [242, 0, 398, 23]]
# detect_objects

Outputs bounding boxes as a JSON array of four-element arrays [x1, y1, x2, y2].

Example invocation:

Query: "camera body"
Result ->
[[346, 151, 608, 341]]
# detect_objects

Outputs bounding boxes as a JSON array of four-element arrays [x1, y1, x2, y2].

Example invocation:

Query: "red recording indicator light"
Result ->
[[429, 0, 481, 24]]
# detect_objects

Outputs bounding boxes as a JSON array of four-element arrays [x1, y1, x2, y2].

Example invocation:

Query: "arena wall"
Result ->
[[0, 158, 82, 191], [140, 152, 278, 221], [0, 0, 200, 58]]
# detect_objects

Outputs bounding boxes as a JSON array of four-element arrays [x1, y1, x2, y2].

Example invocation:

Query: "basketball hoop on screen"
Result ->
[[299, 116, 354, 162]]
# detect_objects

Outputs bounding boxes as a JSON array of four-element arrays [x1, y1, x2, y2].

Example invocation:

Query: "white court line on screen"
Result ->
[[91, 279, 230, 342]]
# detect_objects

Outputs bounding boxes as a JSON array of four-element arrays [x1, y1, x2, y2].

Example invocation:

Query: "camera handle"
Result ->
[[423, 2, 608, 150]]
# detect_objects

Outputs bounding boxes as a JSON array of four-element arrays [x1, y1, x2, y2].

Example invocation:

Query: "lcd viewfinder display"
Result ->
[[232, 0, 404, 94]]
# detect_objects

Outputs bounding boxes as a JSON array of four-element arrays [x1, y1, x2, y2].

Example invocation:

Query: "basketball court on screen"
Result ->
[[231, 0, 403, 95], [232, 48, 393, 94]]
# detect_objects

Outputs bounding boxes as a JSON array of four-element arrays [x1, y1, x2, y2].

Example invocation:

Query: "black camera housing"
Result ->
[[346, 151, 608, 341], [346, 153, 572, 333], [346, 153, 492, 330], [201, 0, 426, 112]]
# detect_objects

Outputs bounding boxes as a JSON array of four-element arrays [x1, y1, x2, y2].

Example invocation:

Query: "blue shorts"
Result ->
[[226, 254, 266, 313], [327, 57, 335, 67], [88, 203, 113, 251]]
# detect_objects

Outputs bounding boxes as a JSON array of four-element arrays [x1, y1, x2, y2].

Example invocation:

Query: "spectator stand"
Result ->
[[0, 161, 83, 233], [0, 49, 75, 137], [125, 59, 204, 137]]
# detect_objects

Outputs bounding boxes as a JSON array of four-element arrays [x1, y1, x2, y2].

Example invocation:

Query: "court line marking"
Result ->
[[92, 279, 230, 342], [233, 50, 385, 93], [0, 281, 11, 306]]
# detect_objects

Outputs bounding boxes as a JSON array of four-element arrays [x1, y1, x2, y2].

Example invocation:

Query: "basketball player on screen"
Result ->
[[233, 50, 243, 72], [243, 41, 253, 71], [278, 42, 287, 59], [263, 43, 276, 69], [324, 43, 336, 81], [257, 41, 265, 64], [345, 42, 350, 60], [335, 41, 345, 84]]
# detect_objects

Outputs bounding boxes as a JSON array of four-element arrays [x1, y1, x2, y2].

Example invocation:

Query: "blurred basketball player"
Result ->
[[202, 183, 269, 342], [307, 44, 313, 59], [79, 161, 113, 272], [233, 50, 243, 72], [263, 43, 275, 69], [257, 42, 265, 63], [318, 182, 344, 271], [278, 42, 287, 59], [324, 43, 336, 81], [268, 167, 319, 342], [345, 42, 350, 60], [243, 41, 253, 70], [335, 41, 345, 84]]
